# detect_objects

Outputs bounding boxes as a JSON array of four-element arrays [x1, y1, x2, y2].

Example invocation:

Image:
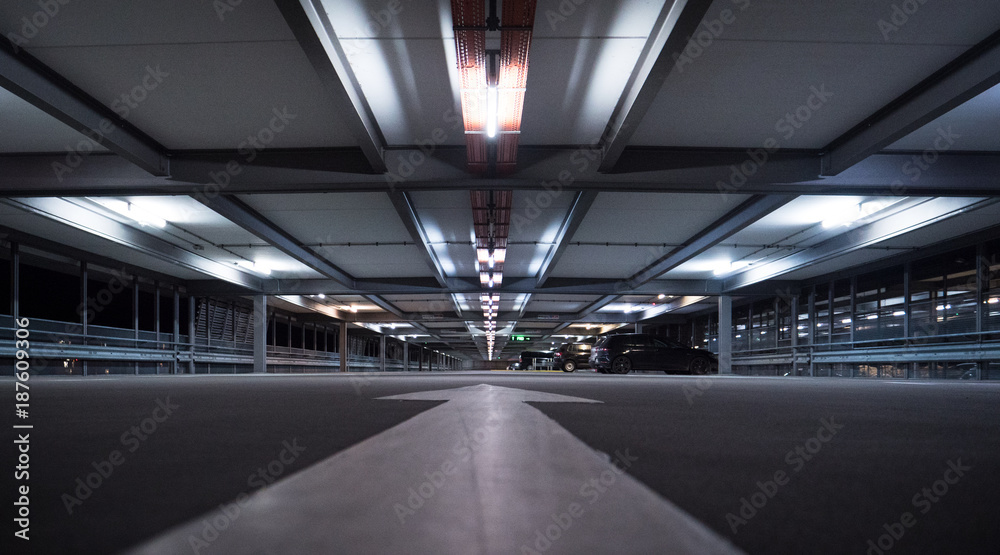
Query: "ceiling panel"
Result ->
[[26, 42, 355, 150], [632, 41, 967, 148], [0, 87, 106, 153], [886, 83, 1000, 152], [239, 193, 413, 243]]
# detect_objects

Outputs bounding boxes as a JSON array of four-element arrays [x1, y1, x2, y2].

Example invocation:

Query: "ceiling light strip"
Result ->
[[451, 0, 489, 173]]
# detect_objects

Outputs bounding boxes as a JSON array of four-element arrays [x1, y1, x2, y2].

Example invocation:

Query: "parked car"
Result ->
[[519, 350, 553, 370], [589, 334, 716, 375], [553, 342, 592, 372]]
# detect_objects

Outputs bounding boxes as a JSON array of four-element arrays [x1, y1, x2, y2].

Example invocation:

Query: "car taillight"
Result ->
[[555, 352, 562, 357]]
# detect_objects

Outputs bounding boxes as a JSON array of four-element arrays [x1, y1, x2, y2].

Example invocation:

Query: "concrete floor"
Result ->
[[3, 372, 998, 554]]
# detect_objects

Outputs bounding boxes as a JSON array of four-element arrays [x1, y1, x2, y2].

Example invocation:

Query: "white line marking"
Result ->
[[127, 384, 741, 554]]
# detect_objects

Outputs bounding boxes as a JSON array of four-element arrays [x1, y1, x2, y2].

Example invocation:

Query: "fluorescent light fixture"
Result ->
[[477, 248, 490, 264], [989, 298, 999, 304], [236, 260, 272, 275], [486, 85, 497, 139], [893, 310, 906, 316], [713, 260, 750, 276], [866, 314, 878, 320], [103, 200, 167, 228], [317, 293, 325, 299], [657, 294, 666, 299], [842, 318, 852, 324]]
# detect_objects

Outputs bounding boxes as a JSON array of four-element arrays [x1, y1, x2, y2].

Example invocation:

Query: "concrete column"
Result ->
[[187, 293, 195, 374], [418, 347, 424, 372], [254, 295, 267, 373], [10, 242, 18, 322], [154, 281, 161, 343], [379, 334, 386, 372], [133, 275, 140, 374], [718, 295, 733, 375], [80, 259, 88, 376], [807, 289, 816, 376], [172, 286, 180, 374], [403, 342, 409, 371], [339, 322, 348, 372], [634, 323, 643, 333]]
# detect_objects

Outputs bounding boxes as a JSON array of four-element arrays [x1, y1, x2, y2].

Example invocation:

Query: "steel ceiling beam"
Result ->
[[194, 194, 356, 287], [723, 197, 1000, 291], [388, 191, 450, 288], [0, 41, 169, 176], [597, 0, 716, 172], [627, 195, 795, 287], [536, 191, 599, 287], [0, 197, 260, 289], [274, 0, 387, 172], [8, 150, 1000, 196], [821, 30, 1000, 176], [184, 277, 724, 297]]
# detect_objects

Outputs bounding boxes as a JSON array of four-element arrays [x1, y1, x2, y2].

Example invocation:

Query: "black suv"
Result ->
[[553, 343, 592, 372], [589, 334, 716, 375]]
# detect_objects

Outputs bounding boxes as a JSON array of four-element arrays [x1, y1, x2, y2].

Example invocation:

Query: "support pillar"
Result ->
[[807, 289, 816, 376], [403, 342, 409, 372], [418, 347, 424, 372], [133, 275, 140, 374], [79, 259, 87, 376], [9, 242, 18, 322], [339, 322, 348, 372], [718, 295, 732, 375], [634, 323, 643, 334], [186, 293, 195, 374], [171, 287, 180, 374], [254, 295, 267, 373], [379, 334, 386, 372]]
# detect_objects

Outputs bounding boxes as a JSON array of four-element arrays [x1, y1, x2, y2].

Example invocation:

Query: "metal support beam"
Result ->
[[598, 0, 716, 172], [388, 191, 449, 287], [536, 191, 599, 287], [274, 0, 386, 172], [0, 42, 169, 176], [821, 30, 1000, 175], [628, 195, 794, 287], [718, 295, 732, 374], [254, 295, 267, 373], [194, 194, 355, 287], [724, 197, 1000, 291], [1, 198, 261, 289]]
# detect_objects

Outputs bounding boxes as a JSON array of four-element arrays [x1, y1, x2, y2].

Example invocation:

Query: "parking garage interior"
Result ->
[[2, 0, 999, 554]]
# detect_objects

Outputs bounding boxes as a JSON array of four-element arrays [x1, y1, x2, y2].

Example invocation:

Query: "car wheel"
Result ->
[[689, 356, 711, 375], [562, 360, 576, 373], [611, 356, 632, 375]]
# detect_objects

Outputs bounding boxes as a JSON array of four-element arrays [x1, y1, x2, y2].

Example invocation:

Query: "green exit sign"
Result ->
[[513, 335, 529, 341]]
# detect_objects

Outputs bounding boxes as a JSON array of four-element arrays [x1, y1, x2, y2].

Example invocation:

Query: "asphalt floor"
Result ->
[[3, 371, 998, 554]]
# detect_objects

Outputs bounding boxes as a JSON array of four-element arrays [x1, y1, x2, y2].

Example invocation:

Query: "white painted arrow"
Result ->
[[127, 384, 741, 554]]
